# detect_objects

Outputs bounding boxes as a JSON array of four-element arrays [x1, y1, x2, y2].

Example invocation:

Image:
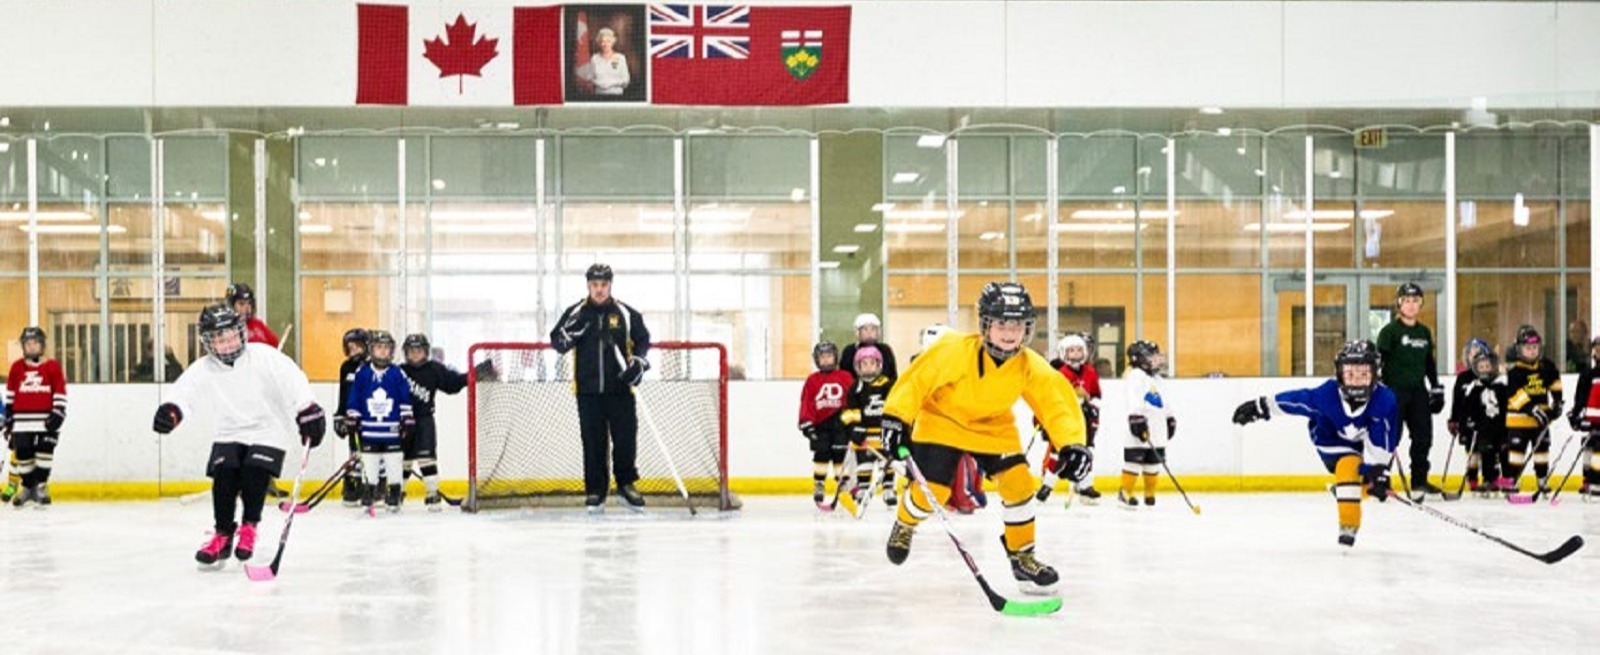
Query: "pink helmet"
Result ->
[[854, 345, 883, 367]]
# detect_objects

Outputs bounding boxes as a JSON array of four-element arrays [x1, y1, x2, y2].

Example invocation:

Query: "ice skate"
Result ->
[[11, 485, 33, 509], [585, 494, 604, 515], [361, 484, 377, 518], [1004, 538, 1060, 595], [425, 491, 443, 512], [33, 482, 50, 508], [1143, 496, 1156, 507], [618, 483, 646, 512], [812, 481, 828, 511], [1076, 486, 1101, 505], [195, 530, 234, 569], [234, 522, 258, 561], [385, 483, 402, 513], [885, 520, 915, 565], [882, 486, 897, 507], [1337, 526, 1358, 548], [1, 482, 16, 503], [1116, 490, 1138, 510]]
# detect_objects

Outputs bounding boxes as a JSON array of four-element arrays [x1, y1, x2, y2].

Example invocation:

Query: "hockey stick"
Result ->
[[617, 345, 696, 515], [1507, 426, 1560, 504], [1546, 432, 1589, 506], [279, 454, 357, 514], [400, 464, 464, 508], [900, 448, 1063, 617], [1441, 430, 1478, 501], [830, 446, 861, 514], [245, 442, 314, 581], [849, 447, 889, 519], [1385, 489, 1584, 564], [1151, 446, 1200, 515]]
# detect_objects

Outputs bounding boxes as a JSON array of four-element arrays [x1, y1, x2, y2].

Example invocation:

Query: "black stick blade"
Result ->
[[1538, 535, 1585, 565]]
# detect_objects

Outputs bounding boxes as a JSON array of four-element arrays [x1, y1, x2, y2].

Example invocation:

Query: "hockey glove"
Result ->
[[881, 415, 909, 460], [45, 409, 64, 433], [1055, 444, 1093, 483], [1447, 419, 1459, 438], [556, 314, 590, 349], [1428, 387, 1445, 415], [343, 410, 361, 435], [1082, 402, 1100, 430], [619, 355, 649, 387], [1364, 468, 1391, 502], [799, 422, 818, 442], [334, 416, 349, 439], [152, 403, 183, 434], [1232, 397, 1271, 425], [1166, 417, 1177, 441], [400, 414, 416, 440], [1569, 410, 1586, 433], [1532, 405, 1554, 429], [298, 403, 326, 449], [1129, 416, 1150, 442]]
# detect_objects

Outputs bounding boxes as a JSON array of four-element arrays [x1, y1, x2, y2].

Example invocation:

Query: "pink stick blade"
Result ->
[[243, 564, 276, 582], [1507, 494, 1535, 505], [277, 500, 310, 514]]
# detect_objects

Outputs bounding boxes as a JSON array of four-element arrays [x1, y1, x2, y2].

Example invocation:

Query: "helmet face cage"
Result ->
[[1057, 334, 1089, 366], [19, 326, 45, 357], [812, 342, 839, 371], [369, 331, 396, 366], [854, 350, 883, 378], [976, 282, 1036, 356], [1514, 325, 1542, 362], [1461, 338, 1489, 365], [199, 307, 248, 366], [1334, 340, 1380, 405], [403, 333, 430, 363], [1471, 351, 1500, 382], [1126, 340, 1162, 373]]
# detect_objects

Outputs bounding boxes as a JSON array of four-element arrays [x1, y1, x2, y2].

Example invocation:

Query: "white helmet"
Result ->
[[919, 323, 953, 350], [1054, 333, 1088, 364], [854, 313, 882, 330]]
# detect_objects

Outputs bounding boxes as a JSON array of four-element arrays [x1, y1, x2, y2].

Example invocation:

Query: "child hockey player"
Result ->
[[1119, 340, 1173, 508], [399, 333, 467, 511], [1232, 340, 1397, 547], [152, 305, 326, 567], [1566, 336, 1600, 499], [1455, 349, 1508, 495], [840, 346, 896, 508], [344, 330, 414, 514], [1040, 333, 1102, 504], [882, 282, 1091, 594], [226, 283, 279, 348], [917, 324, 984, 514], [4, 327, 67, 508], [840, 313, 899, 382], [336, 328, 369, 506], [1502, 325, 1563, 493], [1448, 339, 1491, 452], [799, 342, 853, 509]]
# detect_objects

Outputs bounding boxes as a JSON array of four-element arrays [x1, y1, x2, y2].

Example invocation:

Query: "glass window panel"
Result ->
[[1170, 135, 1263, 199], [886, 273, 951, 357], [561, 203, 677, 272], [956, 136, 1009, 197], [1174, 200, 1260, 269], [430, 136, 539, 198], [1457, 199, 1559, 268], [1263, 134, 1357, 203], [1270, 282, 1349, 376], [26, 202, 103, 273], [687, 273, 810, 380], [1356, 199, 1446, 269], [297, 137, 424, 200], [1263, 181, 1357, 270], [297, 202, 403, 272], [1455, 273, 1561, 359], [1137, 273, 1169, 372], [1564, 135, 1589, 197], [560, 136, 673, 197], [107, 136, 152, 200], [1056, 201, 1136, 270], [300, 274, 402, 382], [1358, 135, 1446, 198], [161, 136, 228, 201], [884, 206, 947, 270], [884, 135, 945, 199], [429, 202, 539, 271], [1059, 135, 1135, 198], [1562, 276, 1591, 374], [38, 277, 103, 382], [1012, 136, 1047, 198], [687, 136, 809, 199], [957, 201, 1008, 270], [1014, 200, 1049, 269], [1456, 135, 1560, 198], [1568, 200, 1590, 269], [429, 273, 540, 367], [1040, 273, 1134, 377], [0, 138, 23, 201], [162, 204, 228, 269], [1175, 273, 1261, 377], [687, 203, 808, 271], [144, 277, 227, 383], [32, 136, 102, 203]]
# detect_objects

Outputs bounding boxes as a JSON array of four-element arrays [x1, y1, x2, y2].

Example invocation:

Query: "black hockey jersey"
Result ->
[[1449, 370, 1475, 434], [1457, 376, 1508, 444], [400, 360, 468, 418], [840, 374, 893, 443], [337, 356, 365, 416], [840, 341, 900, 383], [1504, 358, 1563, 430]]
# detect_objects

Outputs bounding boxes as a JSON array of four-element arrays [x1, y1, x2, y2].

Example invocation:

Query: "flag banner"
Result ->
[[564, 4, 650, 103], [648, 4, 850, 105], [357, 3, 562, 105]]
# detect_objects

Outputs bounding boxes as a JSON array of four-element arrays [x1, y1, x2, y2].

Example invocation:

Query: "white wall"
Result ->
[[53, 375, 1576, 489], [0, 1, 1595, 108]]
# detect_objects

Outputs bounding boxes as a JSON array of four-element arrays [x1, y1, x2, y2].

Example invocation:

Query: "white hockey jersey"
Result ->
[[166, 343, 317, 451], [1125, 367, 1173, 449]]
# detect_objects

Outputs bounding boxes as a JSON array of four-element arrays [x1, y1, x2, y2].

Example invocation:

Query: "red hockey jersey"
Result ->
[[798, 369, 853, 428], [246, 316, 279, 348], [5, 358, 67, 433], [1058, 362, 1102, 404]]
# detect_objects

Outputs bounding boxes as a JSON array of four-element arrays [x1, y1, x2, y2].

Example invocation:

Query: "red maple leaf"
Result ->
[[423, 14, 500, 95]]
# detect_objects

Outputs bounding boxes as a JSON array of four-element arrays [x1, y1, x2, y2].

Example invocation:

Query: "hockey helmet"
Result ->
[[919, 323, 953, 351], [1471, 349, 1500, 384], [854, 313, 882, 330], [812, 341, 840, 371], [585, 263, 614, 282], [976, 282, 1035, 362], [1395, 282, 1424, 301], [225, 282, 256, 307], [1461, 338, 1490, 365], [198, 304, 248, 366], [342, 328, 370, 354], [1514, 325, 1542, 362], [18, 326, 45, 360], [1056, 333, 1090, 366], [1126, 340, 1163, 374], [1333, 340, 1381, 405], [854, 345, 884, 376], [368, 330, 397, 366], [403, 333, 431, 362]]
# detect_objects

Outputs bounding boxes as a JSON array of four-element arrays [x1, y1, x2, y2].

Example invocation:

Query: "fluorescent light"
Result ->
[[1328, 171, 1343, 179], [298, 224, 334, 234], [1217, 127, 1232, 136], [1021, 213, 1041, 223], [435, 224, 538, 235], [0, 143, 9, 153], [891, 172, 919, 184], [637, 208, 752, 223], [978, 231, 1005, 241], [818, 261, 841, 269], [884, 223, 944, 234], [0, 117, 9, 127], [790, 187, 807, 202], [916, 134, 947, 148], [870, 203, 896, 212], [1068, 209, 1178, 220], [1111, 186, 1127, 195], [432, 209, 536, 221], [1513, 193, 1530, 226], [1200, 106, 1224, 115], [1282, 209, 1393, 221], [884, 209, 961, 221], [1244, 222, 1351, 233], [0, 210, 94, 222], [832, 244, 861, 254], [1051, 223, 1145, 234], [17, 225, 127, 235], [200, 210, 227, 222], [432, 179, 447, 190], [297, 211, 312, 221], [853, 223, 879, 233]]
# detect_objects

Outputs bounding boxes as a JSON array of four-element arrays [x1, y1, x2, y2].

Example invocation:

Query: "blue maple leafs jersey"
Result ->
[[346, 363, 413, 445], [1269, 380, 1398, 475]]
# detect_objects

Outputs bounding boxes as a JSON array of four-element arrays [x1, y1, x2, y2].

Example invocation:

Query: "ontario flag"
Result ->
[[357, 4, 563, 105], [648, 4, 850, 106]]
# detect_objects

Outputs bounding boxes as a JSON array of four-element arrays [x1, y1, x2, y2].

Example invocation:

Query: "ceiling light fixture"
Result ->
[[916, 134, 947, 149]]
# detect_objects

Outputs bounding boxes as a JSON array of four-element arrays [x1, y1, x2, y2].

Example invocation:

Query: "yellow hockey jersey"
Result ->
[[883, 332, 1086, 455]]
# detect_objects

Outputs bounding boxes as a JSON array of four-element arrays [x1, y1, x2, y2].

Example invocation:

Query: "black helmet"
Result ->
[[342, 328, 370, 352], [812, 341, 839, 371], [1395, 282, 1424, 300], [225, 282, 256, 306], [1513, 325, 1543, 363], [198, 304, 248, 366], [1126, 340, 1162, 374], [19, 326, 45, 360], [585, 263, 614, 282], [1334, 340, 1381, 405], [976, 282, 1035, 362], [369, 330, 396, 366], [403, 333, 431, 359], [1470, 349, 1500, 384]]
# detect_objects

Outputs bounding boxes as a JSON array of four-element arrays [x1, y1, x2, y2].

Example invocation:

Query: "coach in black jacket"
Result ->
[[550, 263, 653, 512]]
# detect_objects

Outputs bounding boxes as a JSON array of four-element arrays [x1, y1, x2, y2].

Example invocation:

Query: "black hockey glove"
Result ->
[[850, 426, 868, 447], [619, 355, 649, 387], [152, 403, 183, 434], [1532, 405, 1554, 429], [1129, 416, 1150, 442], [334, 415, 349, 438], [343, 410, 361, 435], [799, 421, 818, 442], [1364, 468, 1391, 502], [400, 414, 416, 440], [1232, 397, 1270, 425], [1569, 410, 1586, 433], [556, 313, 590, 349], [1055, 444, 1093, 483], [1166, 417, 1177, 441], [1082, 402, 1100, 430], [881, 415, 909, 460], [298, 403, 326, 449], [45, 409, 64, 433], [1428, 387, 1445, 415]]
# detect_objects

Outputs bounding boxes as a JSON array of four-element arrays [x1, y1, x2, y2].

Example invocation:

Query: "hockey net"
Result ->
[[466, 341, 735, 512]]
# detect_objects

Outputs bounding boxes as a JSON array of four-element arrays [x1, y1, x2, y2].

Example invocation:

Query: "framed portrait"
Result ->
[[565, 4, 648, 103]]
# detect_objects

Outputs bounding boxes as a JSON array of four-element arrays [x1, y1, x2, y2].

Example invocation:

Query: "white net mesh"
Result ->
[[466, 342, 734, 511]]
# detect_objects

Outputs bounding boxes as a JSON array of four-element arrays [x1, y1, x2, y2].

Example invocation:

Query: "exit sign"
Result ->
[[1355, 128, 1388, 149]]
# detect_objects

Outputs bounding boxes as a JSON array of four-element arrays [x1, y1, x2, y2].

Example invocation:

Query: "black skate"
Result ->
[[195, 531, 234, 569], [1004, 538, 1060, 595], [11, 485, 33, 509], [585, 494, 604, 515], [1338, 526, 1358, 548], [341, 471, 363, 508], [34, 483, 50, 508], [886, 520, 915, 565], [1412, 480, 1444, 496], [425, 491, 443, 512], [1076, 486, 1101, 505], [361, 484, 377, 517], [1116, 490, 1138, 510], [618, 483, 646, 512], [385, 483, 403, 513]]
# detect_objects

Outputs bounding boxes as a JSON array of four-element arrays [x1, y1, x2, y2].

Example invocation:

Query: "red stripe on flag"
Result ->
[[356, 4, 409, 105], [513, 6, 564, 105], [650, 6, 849, 106]]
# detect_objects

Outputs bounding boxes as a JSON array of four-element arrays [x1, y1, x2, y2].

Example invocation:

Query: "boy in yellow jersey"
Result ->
[[881, 282, 1092, 594]]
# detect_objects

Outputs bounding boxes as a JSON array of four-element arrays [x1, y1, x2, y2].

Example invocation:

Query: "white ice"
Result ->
[[0, 494, 1595, 654]]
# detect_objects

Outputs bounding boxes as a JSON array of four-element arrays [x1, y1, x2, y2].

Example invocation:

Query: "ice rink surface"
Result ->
[[0, 493, 1595, 654]]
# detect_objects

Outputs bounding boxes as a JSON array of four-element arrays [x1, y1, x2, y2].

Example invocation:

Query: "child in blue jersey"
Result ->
[[343, 330, 414, 514], [1233, 340, 1398, 548]]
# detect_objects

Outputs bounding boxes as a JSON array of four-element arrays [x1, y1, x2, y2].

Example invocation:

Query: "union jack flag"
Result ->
[[649, 4, 750, 59]]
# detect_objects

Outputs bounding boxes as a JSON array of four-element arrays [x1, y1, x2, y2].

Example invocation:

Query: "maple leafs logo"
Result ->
[[423, 14, 500, 94]]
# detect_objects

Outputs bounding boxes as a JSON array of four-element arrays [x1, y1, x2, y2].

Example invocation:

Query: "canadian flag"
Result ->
[[357, 3, 562, 105]]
